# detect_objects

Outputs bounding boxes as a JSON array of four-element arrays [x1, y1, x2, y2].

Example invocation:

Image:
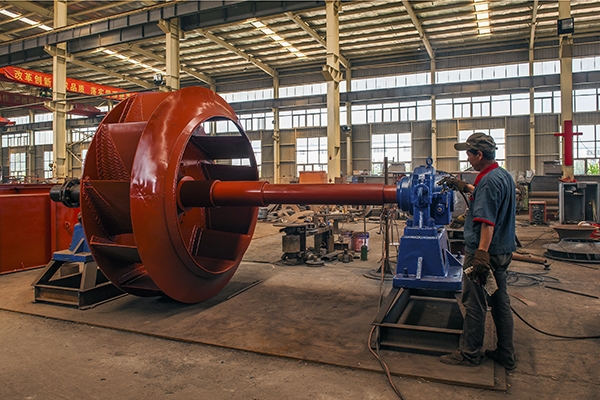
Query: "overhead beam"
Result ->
[[4, 1, 76, 24], [199, 30, 276, 77], [401, 0, 434, 59], [127, 44, 214, 86], [58, 48, 154, 89], [530, 0, 539, 51], [0, 1, 324, 68], [285, 12, 348, 68]]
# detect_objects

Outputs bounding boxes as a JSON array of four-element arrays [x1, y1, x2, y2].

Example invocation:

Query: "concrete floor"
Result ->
[[1, 215, 600, 399]]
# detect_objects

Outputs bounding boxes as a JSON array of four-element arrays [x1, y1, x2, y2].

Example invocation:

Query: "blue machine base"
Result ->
[[393, 264, 463, 292], [53, 250, 94, 263]]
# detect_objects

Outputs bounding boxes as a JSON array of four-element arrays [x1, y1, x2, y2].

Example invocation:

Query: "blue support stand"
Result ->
[[371, 157, 465, 355], [52, 223, 93, 263]]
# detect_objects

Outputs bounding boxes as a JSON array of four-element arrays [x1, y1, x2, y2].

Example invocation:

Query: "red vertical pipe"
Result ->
[[563, 120, 574, 167]]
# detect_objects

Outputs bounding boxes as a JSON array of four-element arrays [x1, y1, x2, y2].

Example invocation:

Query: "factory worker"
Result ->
[[439, 132, 517, 370]]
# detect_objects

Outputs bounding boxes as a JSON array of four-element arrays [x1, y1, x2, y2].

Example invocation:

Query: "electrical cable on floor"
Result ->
[[366, 207, 405, 400], [518, 230, 555, 248], [511, 306, 600, 340], [508, 270, 600, 339], [368, 326, 405, 400], [506, 270, 560, 287]]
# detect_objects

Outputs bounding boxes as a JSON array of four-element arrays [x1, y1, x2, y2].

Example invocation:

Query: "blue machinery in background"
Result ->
[[393, 157, 463, 291], [372, 157, 465, 355]]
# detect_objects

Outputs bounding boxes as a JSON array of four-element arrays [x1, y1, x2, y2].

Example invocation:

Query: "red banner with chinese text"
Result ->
[[0, 90, 103, 117], [0, 66, 132, 100]]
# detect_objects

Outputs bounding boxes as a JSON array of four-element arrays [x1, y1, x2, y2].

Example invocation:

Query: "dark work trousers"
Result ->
[[459, 253, 515, 365]]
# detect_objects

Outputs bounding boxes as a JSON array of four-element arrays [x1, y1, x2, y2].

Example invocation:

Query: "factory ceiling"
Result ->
[[0, 0, 599, 100]]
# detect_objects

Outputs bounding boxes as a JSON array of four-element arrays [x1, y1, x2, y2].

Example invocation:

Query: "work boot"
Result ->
[[485, 349, 516, 370], [440, 350, 479, 367]]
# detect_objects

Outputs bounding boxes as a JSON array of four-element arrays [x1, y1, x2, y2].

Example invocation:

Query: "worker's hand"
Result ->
[[465, 249, 492, 285], [437, 176, 469, 192], [464, 250, 498, 295]]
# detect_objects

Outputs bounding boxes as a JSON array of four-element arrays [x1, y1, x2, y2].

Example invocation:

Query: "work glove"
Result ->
[[464, 249, 498, 296], [437, 176, 469, 193]]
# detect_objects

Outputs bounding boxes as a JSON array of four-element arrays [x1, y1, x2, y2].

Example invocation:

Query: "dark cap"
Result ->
[[454, 132, 497, 152]]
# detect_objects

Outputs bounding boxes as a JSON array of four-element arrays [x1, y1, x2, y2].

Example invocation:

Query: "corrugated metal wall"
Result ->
[[412, 121, 431, 168], [435, 120, 459, 172], [534, 114, 560, 173], [505, 116, 530, 172]]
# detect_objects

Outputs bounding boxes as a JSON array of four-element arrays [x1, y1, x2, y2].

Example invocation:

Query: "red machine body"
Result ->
[[80, 87, 396, 303], [0, 184, 79, 273]]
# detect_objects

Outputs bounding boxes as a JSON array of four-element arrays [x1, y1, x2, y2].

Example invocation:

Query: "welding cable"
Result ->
[[367, 207, 406, 400], [518, 230, 555, 248], [511, 306, 600, 340], [506, 271, 560, 287], [368, 326, 406, 400], [436, 170, 471, 207]]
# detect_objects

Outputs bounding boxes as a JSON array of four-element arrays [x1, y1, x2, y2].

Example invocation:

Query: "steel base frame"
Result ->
[[32, 257, 124, 309], [371, 287, 463, 355]]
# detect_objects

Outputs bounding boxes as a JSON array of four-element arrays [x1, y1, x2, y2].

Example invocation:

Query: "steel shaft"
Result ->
[[177, 180, 398, 208]]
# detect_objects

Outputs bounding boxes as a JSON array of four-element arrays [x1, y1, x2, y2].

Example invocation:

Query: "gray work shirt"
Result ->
[[464, 163, 517, 255]]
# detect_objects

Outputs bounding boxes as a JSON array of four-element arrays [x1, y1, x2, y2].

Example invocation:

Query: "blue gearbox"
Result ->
[[393, 157, 463, 291]]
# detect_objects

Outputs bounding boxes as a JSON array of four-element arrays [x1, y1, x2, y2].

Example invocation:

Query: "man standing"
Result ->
[[439, 132, 517, 370]]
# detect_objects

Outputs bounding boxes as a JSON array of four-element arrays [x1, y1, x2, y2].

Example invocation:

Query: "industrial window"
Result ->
[[81, 148, 88, 167], [340, 107, 347, 126], [296, 137, 327, 176], [354, 101, 431, 124], [572, 56, 600, 73], [453, 98, 471, 118], [220, 88, 274, 103], [510, 93, 530, 116], [436, 99, 453, 120], [351, 72, 429, 92], [371, 133, 411, 175], [35, 130, 53, 145], [573, 124, 600, 175], [436, 94, 530, 120], [279, 83, 326, 98], [534, 91, 561, 114], [34, 113, 52, 122], [436, 63, 528, 84], [458, 129, 505, 171], [215, 119, 239, 133], [472, 96, 491, 117], [293, 108, 327, 128], [232, 140, 262, 177], [399, 101, 417, 121], [533, 60, 560, 76], [573, 125, 600, 158], [351, 105, 367, 124], [8, 115, 29, 125], [2, 133, 29, 147], [43, 150, 53, 179], [238, 112, 274, 132], [9, 152, 26, 180], [574, 89, 597, 112], [491, 95, 511, 116], [71, 127, 95, 144]]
